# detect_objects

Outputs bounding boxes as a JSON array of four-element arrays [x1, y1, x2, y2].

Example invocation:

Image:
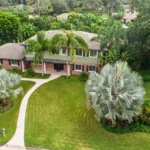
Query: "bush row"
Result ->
[[10, 68, 35, 77], [101, 100, 150, 134]]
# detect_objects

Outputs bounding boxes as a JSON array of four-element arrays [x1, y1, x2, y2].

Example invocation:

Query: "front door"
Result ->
[[54, 64, 64, 71]]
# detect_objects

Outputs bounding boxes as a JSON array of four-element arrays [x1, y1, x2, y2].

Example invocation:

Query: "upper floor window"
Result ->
[[10, 60, 19, 66], [0, 59, 2, 64], [60, 47, 67, 55], [76, 49, 83, 56], [89, 50, 98, 57]]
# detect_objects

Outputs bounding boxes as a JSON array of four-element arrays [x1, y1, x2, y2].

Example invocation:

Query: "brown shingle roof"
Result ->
[[0, 43, 25, 60], [28, 30, 100, 50]]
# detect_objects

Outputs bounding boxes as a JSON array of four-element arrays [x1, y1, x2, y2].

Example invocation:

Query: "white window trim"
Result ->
[[10, 60, 19, 66], [89, 50, 98, 58], [74, 64, 82, 72], [76, 49, 83, 57], [59, 48, 67, 56], [88, 66, 96, 72]]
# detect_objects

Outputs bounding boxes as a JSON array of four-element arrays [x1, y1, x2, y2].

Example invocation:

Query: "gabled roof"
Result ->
[[28, 30, 100, 50], [0, 43, 25, 60]]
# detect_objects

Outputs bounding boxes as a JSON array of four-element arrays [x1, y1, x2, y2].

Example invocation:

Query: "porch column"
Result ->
[[44, 63, 46, 74], [68, 65, 70, 76], [22, 60, 25, 72]]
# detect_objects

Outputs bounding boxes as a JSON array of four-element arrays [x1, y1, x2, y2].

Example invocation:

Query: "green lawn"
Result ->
[[25, 76, 150, 150], [144, 82, 150, 100], [0, 81, 35, 145]]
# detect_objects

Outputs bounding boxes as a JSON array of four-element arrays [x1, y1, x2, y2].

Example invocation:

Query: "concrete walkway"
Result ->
[[0, 72, 64, 150]]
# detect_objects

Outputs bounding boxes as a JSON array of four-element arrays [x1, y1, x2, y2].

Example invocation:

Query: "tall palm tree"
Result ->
[[26, 31, 52, 76], [85, 61, 145, 124], [99, 21, 127, 51], [51, 30, 88, 77]]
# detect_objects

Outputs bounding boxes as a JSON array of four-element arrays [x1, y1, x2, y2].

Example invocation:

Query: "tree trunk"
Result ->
[[1, 98, 7, 107], [66, 47, 69, 78], [37, 0, 40, 16], [41, 52, 44, 76]]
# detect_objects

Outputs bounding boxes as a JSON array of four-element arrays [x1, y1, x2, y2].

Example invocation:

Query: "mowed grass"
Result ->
[[0, 81, 35, 145], [25, 76, 150, 150], [144, 82, 150, 100]]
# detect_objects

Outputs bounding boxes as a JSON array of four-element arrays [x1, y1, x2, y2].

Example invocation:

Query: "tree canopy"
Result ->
[[0, 11, 21, 45]]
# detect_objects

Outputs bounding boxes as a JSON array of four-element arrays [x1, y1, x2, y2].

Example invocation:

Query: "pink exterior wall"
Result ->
[[46, 63, 54, 70], [31, 63, 42, 70], [0, 59, 100, 75], [0, 59, 22, 70]]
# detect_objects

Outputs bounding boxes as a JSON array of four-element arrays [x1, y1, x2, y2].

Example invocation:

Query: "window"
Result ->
[[88, 66, 96, 72], [76, 49, 83, 56], [61, 47, 67, 55], [75, 64, 82, 71], [89, 50, 98, 57], [10, 60, 19, 66], [0, 59, 2, 64]]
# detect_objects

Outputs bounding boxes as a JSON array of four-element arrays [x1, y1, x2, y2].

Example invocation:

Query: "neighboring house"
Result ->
[[123, 5, 138, 24], [0, 30, 100, 75]]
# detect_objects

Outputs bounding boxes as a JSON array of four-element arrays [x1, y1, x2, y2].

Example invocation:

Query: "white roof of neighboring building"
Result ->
[[123, 5, 138, 22], [57, 13, 82, 20]]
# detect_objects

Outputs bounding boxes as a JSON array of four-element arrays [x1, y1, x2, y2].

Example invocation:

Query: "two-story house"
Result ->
[[0, 30, 101, 75]]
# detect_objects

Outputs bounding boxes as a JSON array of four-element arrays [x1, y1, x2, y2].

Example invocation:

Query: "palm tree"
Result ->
[[51, 30, 88, 77], [26, 31, 52, 76], [98, 49, 131, 66], [0, 69, 23, 106], [99, 21, 127, 51], [85, 61, 145, 124]]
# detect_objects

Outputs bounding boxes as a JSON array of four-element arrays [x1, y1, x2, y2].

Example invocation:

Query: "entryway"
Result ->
[[54, 64, 64, 71]]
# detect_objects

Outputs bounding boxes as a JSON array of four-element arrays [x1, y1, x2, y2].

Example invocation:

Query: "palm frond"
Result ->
[[75, 35, 88, 52], [85, 61, 145, 124]]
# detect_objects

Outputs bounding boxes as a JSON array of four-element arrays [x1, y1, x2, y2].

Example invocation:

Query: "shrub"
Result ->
[[79, 72, 88, 82], [10, 68, 21, 74], [138, 70, 150, 81], [143, 100, 150, 117], [25, 68, 35, 77]]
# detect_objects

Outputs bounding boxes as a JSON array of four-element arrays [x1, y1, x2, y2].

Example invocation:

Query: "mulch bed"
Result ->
[[0, 98, 13, 113]]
